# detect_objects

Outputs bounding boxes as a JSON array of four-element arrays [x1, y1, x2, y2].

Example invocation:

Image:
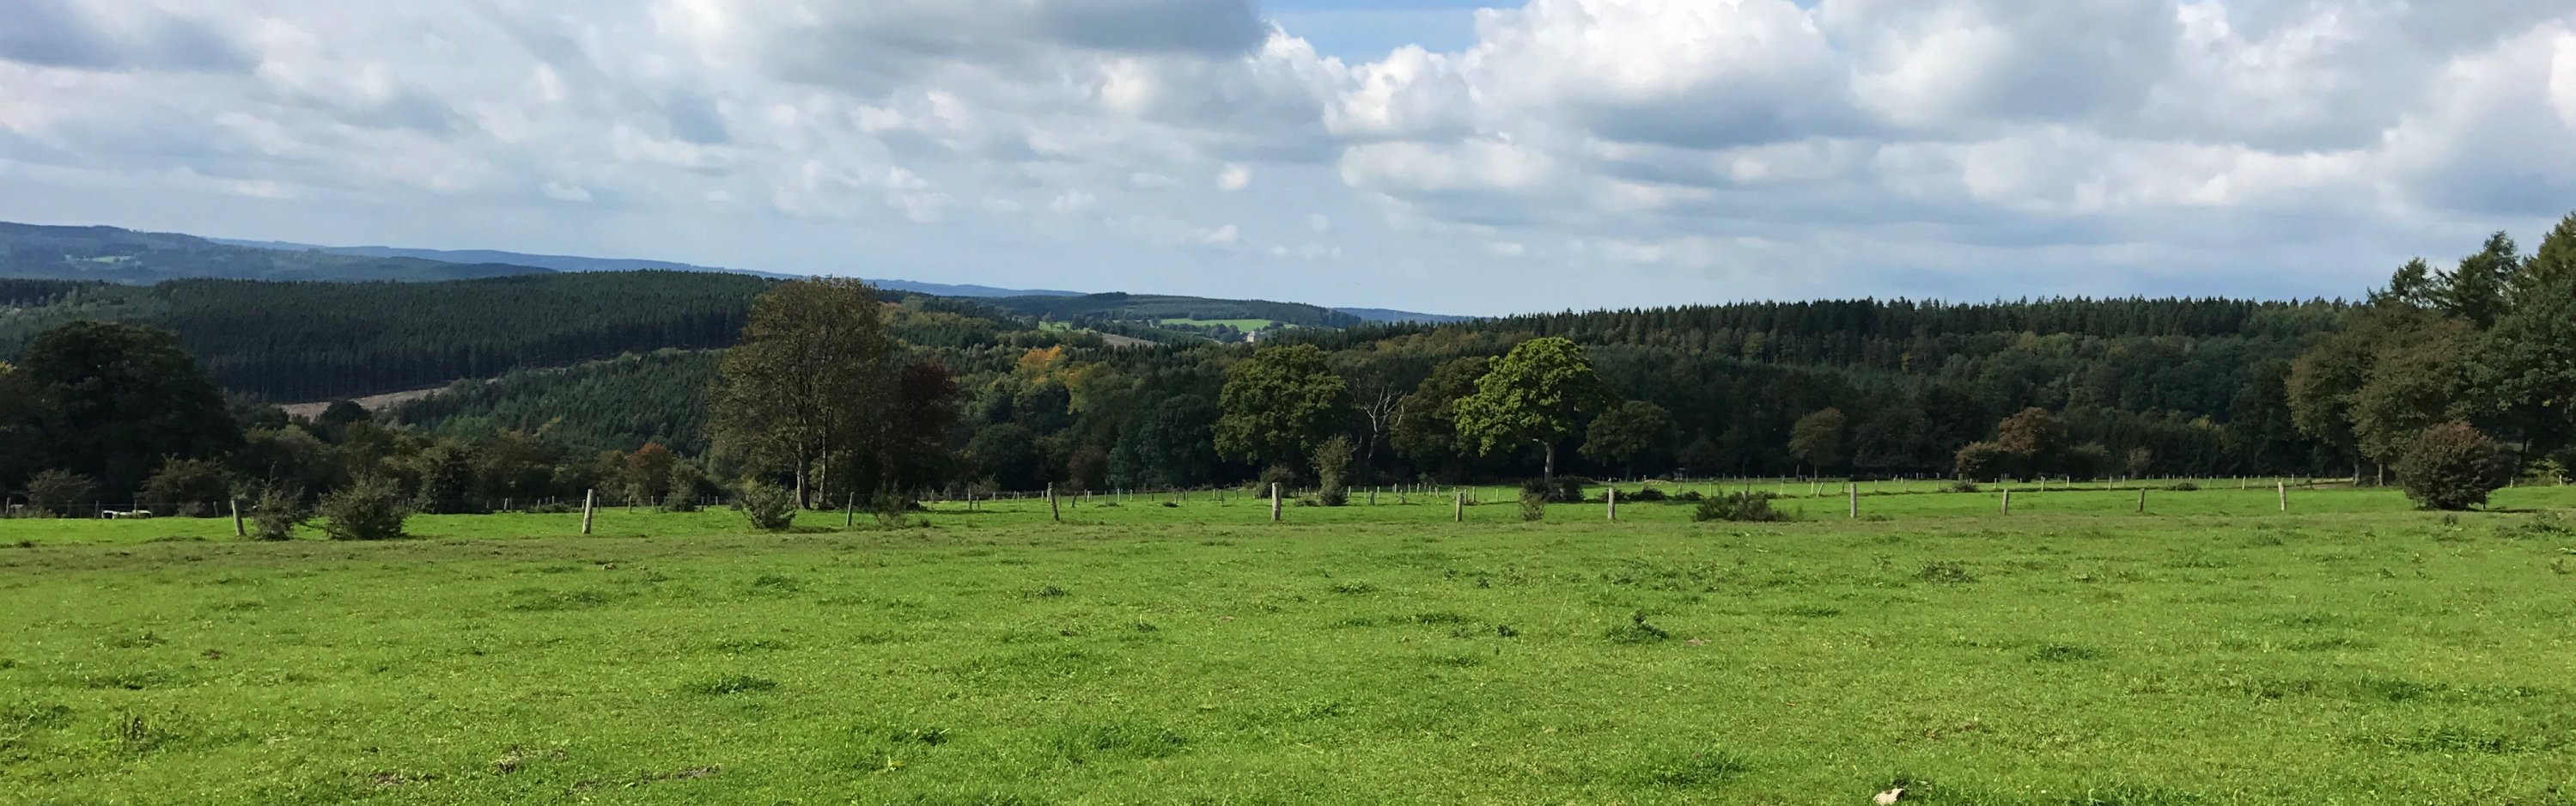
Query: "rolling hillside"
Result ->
[[0, 223, 553, 283], [214, 238, 1087, 299]]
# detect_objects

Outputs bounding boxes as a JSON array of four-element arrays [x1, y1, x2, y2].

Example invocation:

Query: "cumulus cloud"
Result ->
[[1, 0, 2573, 314]]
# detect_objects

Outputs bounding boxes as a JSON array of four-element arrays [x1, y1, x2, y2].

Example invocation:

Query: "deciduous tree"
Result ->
[[1214, 345, 1351, 475], [1787, 407, 1848, 477], [706, 278, 899, 507], [1581, 400, 1674, 479], [1455, 338, 1607, 482]]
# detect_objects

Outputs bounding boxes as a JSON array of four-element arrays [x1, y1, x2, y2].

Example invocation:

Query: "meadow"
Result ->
[[3, 484, 2573, 804]]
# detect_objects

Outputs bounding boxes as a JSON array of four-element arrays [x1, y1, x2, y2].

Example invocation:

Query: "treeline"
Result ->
[[380, 290, 2368, 490], [15, 215, 2576, 519], [0, 272, 772, 400], [389, 350, 722, 456]]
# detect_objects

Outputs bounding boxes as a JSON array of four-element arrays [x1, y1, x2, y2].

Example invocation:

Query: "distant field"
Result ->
[[1157, 318, 1279, 331], [3, 484, 2573, 804]]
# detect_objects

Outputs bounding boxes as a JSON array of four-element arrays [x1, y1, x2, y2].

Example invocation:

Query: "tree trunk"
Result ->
[[1543, 442, 1556, 482]]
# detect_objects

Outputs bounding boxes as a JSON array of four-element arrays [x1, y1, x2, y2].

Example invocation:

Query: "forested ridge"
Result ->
[[0, 272, 772, 400], [12, 215, 2576, 516]]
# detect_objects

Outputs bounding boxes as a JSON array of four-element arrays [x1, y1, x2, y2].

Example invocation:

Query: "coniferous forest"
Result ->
[[5, 215, 2573, 513]]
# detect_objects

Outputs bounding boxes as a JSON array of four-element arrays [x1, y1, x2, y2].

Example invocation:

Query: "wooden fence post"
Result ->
[[1270, 484, 1282, 522], [2137, 488, 2147, 514], [845, 492, 856, 528], [1048, 484, 1061, 522], [1607, 487, 1617, 521], [1848, 484, 1858, 519], [2277, 481, 2287, 512], [230, 498, 245, 537], [2001, 488, 2011, 516], [1454, 492, 1464, 522], [581, 489, 595, 534]]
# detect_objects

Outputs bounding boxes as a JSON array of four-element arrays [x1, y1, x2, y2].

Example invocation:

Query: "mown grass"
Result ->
[[2, 486, 2573, 803]]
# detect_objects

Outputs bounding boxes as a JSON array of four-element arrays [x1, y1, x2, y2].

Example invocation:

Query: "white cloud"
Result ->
[[540, 181, 593, 203], [0, 0, 2571, 314]]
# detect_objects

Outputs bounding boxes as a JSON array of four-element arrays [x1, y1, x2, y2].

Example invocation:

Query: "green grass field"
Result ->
[[4, 485, 2574, 804], [1156, 318, 1279, 332]]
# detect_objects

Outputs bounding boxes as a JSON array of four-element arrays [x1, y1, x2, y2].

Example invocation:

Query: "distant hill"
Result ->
[[1333, 307, 1472, 325], [0, 223, 553, 283], [984, 292, 1367, 330], [211, 238, 1084, 299], [8, 221, 1462, 325]]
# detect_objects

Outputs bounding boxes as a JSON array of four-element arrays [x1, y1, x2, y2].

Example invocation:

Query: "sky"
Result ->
[[3, 1, 2575, 315]]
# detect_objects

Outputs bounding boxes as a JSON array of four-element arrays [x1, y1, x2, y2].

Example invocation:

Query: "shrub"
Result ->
[[1251, 465, 1300, 496], [1693, 492, 1786, 522], [2521, 457, 2568, 486], [2397, 421, 2510, 511], [1626, 486, 1669, 503], [739, 481, 798, 531], [1944, 480, 1982, 494], [662, 461, 707, 512], [27, 470, 95, 518], [2165, 481, 2200, 492], [249, 486, 305, 540], [318, 476, 409, 541], [1556, 477, 1592, 503], [871, 491, 912, 528], [140, 458, 230, 517], [1672, 490, 1706, 503], [1953, 442, 2011, 482], [1311, 437, 1353, 507], [1518, 489, 1547, 522]]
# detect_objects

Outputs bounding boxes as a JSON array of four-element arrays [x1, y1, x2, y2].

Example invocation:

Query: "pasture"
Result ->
[[3, 484, 2573, 804], [1157, 318, 1280, 332]]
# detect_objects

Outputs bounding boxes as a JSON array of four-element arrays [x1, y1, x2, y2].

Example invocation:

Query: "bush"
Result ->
[[1693, 492, 1787, 522], [1556, 477, 1592, 503], [1626, 486, 1669, 503], [1518, 487, 1548, 522], [140, 458, 230, 517], [871, 491, 912, 528], [662, 461, 707, 512], [1944, 480, 1982, 494], [740, 480, 798, 531], [1251, 465, 1300, 496], [1953, 442, 2011, 482], [1312, 437, 1353, 507], [2522, 457, 2569, 486], [1672, 490, 1706, 503], [318, 476, 409, 541], [2165, 481, 2200, 492], [2397, 421, 2510, 511], [27, 470, 95, 518], [249, 486, 305, 541]]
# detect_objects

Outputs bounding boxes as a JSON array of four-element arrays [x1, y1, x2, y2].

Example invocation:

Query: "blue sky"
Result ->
[[3, 0, 2573, 315], [1267, 0, 1487, 59]]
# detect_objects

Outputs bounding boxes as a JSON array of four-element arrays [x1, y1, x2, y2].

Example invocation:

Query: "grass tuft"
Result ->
[[682, 675, 779, 696]]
